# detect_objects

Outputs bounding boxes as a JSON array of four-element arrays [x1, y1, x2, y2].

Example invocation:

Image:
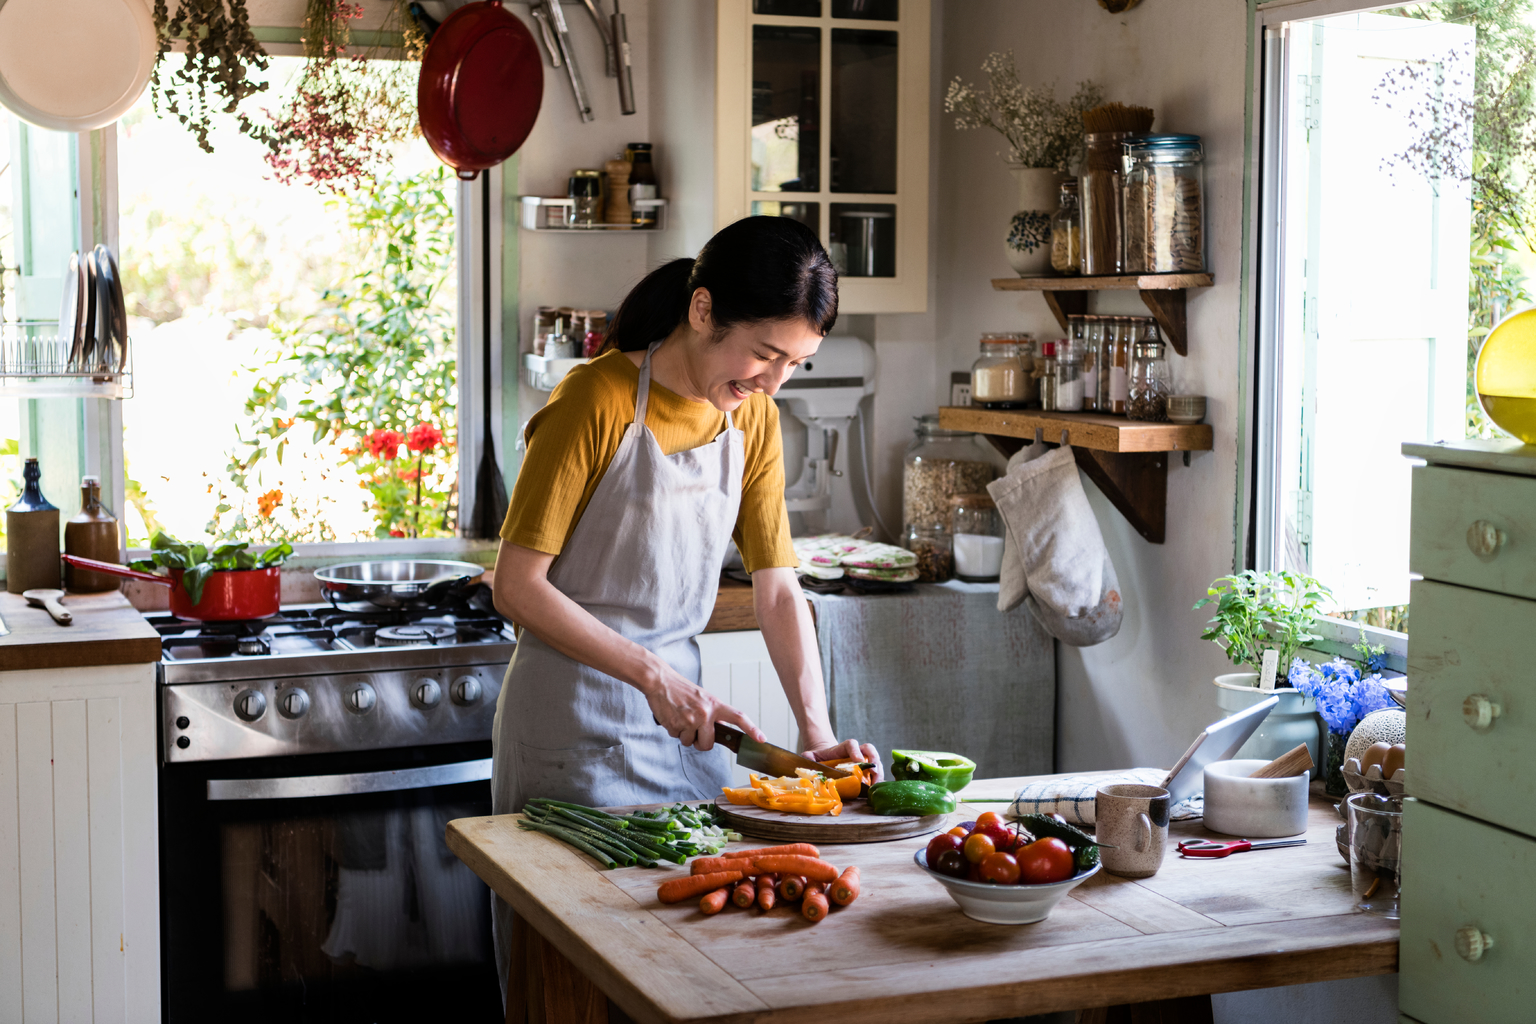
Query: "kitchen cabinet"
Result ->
[[715, 0, 931, 313], [1400, 439, 1536, 1024], [0, 664, 160, 1023]]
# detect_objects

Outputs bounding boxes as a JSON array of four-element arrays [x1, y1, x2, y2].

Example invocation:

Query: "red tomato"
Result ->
[[978, 851, 1021, 885], [976, 823, 1025, 852], [1017, 837, 1075, 884], [934, 849, 968, 879], [974, 811, 1004, 829], [926, 833, 964, 866], [962, 833, 996, 864]]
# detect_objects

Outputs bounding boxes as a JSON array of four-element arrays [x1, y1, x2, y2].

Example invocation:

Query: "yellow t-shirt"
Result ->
[[500, 349, 798, 573]]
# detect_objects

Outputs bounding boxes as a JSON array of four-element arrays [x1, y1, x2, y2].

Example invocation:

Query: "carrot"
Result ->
[[801, 882, 829, 922], [732, 843, 820, 859], [756, 874, 777, 911], [830, 865, 860, 906], [690, 857, 756, 876], [751, 855, 838, 884], [699, 888, 729, 915], [732, 877, 757, 908], [779, 875, 806, 901], [658, 870, 745, 904]]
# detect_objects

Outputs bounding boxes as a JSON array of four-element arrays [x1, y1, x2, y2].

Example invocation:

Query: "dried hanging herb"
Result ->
[[262, 0, 422, 194], [151, 0, 274, 153]]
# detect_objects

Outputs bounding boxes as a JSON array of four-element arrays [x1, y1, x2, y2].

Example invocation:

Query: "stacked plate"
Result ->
[[59, 246, 127, 375]]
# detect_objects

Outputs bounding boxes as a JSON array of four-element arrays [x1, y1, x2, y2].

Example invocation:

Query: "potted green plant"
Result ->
[[1193, 570, 1331, 765]]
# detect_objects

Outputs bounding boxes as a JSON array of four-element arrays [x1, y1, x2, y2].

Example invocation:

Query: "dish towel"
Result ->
[[1002, 769, 1204, 826], [986, 443, 1123, 647]]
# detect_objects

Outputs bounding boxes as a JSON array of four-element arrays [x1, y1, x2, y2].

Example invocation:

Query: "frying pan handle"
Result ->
[[60, 553, 171, 586]]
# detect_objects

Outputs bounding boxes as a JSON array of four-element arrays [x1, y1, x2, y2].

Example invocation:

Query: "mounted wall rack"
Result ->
[[990, 272, 1213, 356]]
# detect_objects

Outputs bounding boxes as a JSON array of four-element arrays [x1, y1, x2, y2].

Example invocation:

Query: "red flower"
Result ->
[[397, 467, 422, 482], [257, 489, 283, 517], [408, 423, 444, 454], [366, 429, 404, 460], [389, 529, 406, 538]]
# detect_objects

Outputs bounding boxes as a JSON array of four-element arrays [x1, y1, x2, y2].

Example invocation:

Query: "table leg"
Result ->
[[1074, 995, 1214, 1024], [506, 915, 609, 1024]]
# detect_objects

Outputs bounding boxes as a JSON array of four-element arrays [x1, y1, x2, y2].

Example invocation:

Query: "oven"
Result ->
[[152, 598, 513, 1023]]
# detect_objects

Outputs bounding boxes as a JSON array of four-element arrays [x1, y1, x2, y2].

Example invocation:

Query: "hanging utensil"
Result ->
[[578, 0, 616, 78], [535, 0, 594, 122], [611, 0, 636, 115]]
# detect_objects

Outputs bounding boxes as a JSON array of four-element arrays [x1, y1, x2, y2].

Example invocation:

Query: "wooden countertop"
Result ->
[[0, 590, 162, 670], [448, 774, 1396, 1024]]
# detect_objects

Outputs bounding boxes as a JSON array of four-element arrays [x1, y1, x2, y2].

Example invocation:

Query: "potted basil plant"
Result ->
[[1193, 570, 1331, 765]]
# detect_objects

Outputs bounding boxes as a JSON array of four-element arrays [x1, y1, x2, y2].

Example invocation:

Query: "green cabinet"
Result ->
[[1401, 440, 1536, 1024]]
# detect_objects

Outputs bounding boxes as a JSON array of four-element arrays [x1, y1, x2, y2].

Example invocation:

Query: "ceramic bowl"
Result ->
[[1202, 758, 1310, 838], [913, 849, 1099, 925], [1167, 395, 1207, 424]]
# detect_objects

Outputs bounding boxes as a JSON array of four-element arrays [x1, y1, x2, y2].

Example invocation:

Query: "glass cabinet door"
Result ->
[[722, 0, 929, 312]]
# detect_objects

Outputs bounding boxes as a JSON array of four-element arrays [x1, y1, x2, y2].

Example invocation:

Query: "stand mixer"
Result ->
[[774, 336, 878, 535]]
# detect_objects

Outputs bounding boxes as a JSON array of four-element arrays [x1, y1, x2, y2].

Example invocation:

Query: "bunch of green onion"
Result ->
[[517, 799, 742, 869]]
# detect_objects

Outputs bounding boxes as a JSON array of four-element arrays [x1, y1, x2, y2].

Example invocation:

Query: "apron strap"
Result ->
[[636, 341, 739, 432]]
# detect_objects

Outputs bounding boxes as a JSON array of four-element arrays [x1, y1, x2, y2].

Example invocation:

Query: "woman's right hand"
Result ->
[[643, 661, 765, 752]]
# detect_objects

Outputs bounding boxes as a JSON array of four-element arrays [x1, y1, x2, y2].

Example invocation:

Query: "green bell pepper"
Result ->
[[866, 780, 958, 817], [889, 749, 977, 792]]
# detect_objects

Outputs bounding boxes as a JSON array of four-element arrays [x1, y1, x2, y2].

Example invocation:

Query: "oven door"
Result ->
[[160, 741, 501, 1024]]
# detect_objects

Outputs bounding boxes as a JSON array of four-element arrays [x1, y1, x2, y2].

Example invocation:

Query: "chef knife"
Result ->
[[713, 724, 851, 779]]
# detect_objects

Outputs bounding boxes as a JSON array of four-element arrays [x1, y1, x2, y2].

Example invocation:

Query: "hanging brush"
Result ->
[[1082, 103, 1155, 134]]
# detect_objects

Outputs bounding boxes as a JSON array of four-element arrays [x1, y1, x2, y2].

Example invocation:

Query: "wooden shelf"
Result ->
[[990, 272, 1214, 357], [938, 407, 1212, 545]]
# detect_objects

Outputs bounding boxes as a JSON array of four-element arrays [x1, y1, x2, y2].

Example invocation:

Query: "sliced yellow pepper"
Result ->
[[722, 771, 843, 815]]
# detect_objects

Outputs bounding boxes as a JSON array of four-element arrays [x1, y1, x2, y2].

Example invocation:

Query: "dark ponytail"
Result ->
[[601, 216, 838, 354]]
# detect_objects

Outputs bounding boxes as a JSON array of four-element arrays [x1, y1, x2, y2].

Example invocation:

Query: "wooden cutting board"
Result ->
[[713, 794, 949, 843]]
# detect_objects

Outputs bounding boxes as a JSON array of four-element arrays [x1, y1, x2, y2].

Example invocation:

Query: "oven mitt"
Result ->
[[991, 442, 1049, 612], [986, 444, 1123, 647]]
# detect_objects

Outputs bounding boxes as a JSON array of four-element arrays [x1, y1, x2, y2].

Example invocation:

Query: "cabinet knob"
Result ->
[[1455, 925, 1494, 963], [1463, 694, 1503, 732], [1466, 520, 1506, 560]]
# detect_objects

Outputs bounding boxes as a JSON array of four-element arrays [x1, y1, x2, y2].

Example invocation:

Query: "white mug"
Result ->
[[1094, 783, 1171, 878]]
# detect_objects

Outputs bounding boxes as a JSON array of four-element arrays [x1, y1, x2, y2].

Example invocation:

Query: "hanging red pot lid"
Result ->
[[419, 0, 543, 181]]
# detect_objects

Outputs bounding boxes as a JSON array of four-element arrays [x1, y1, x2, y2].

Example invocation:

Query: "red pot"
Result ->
[[418, 0, 544, 181], [60, 555, 282, 621]]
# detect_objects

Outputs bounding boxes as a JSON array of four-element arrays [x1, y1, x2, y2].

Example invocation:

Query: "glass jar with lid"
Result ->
[[903, 415, 1004, 536], [1128, 339, 1171, 421], [569, 169, 603, 226], [1079, 315, 1100, 412], [1050, 179, 1081, 275], [970, 333, 1034, 409], [949, 493, 1005, 582], [1081, 130, 1142, 275], [1037, 341, 1058, 411], [1055, 337, 1084, 412], [902, 523, 953, 582], [1123, 134, 1204, 273]]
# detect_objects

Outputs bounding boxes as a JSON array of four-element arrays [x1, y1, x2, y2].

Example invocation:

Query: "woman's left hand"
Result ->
[[802, 738, 883, 783]]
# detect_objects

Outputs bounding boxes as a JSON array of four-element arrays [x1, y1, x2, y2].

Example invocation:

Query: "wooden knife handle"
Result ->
[[713, 724, 744, 754], [1249, 743, 1314, 779]]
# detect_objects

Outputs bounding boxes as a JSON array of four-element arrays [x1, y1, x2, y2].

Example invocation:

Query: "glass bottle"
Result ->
[[1079, 315, 1100, 412], [1050, 179, 1081, 275], [949, 493, 1005, 582], [1128, 339, 1172, 421], [1038, 341, 1059, 411], [902, 416, 1004, 537], [627, 143, 659, 227], [970, 334, 1029, 409], [1055, 337, 1083, 412], [902, 523, 953, 583], [1108, 317, 1135, 415]]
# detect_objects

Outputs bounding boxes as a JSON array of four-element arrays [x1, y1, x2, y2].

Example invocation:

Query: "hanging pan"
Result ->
[[419, 0, 544, 181]]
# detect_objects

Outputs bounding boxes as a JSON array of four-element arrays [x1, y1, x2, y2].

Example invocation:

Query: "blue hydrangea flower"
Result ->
[[1288, 657, 1396, 734]]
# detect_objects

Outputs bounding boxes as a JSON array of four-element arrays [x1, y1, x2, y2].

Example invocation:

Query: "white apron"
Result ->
[[490, 342, 743, 991]]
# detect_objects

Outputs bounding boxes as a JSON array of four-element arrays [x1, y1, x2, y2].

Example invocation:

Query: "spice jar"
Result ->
[[1037, 341, 1058, 411], [970, 333, 1033, 409], [903, 415, 1002, 536], [1050, 179, 1081, 275], [1107, 317, 1135, 415], [1078, 315, 1099, 412], [627, 142, 659, 227], [1055, 337, 1084, 412], [949, 493, 1004, 582], [903, 523, 954, 582], [1081, 131, 1141, 275], [1128, 338, 1171, 421], [1124, 135, 1204, 273], [569, 169, 603, 226]]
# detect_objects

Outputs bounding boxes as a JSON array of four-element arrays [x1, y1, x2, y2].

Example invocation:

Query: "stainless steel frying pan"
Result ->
[[314, 559, 485, 609]]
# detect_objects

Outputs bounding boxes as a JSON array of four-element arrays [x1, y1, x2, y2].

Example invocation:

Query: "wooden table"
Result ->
[[0, 589, 161, 670], [447, 775, 1398, 1024]]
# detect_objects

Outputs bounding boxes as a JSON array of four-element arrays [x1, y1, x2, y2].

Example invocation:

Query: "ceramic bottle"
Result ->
[[64, 475, 122, 592], [6, 457, 60, 593]]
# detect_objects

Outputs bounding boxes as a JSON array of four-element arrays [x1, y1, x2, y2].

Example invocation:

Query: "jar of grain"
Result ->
[[902, 416, 1002, 537], [971, 333, 1034, 409], [903, 523, 953, 582]]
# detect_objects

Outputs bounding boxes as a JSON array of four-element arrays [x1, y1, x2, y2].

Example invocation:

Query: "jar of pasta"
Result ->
[[1124, 135, 1204, 273]]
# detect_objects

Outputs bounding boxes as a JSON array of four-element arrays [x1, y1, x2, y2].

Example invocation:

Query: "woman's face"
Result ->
[[689, 290, 824, 411]]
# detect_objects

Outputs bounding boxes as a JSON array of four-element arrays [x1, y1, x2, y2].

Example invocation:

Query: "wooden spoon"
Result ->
[[22, 589, 72, 626]]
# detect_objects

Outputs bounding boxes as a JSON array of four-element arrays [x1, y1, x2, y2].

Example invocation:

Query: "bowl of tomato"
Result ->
[[913, 812, 1100, 925]]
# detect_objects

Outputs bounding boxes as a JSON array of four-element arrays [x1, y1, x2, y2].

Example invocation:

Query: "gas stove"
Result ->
[[157, 591, 515, 763]]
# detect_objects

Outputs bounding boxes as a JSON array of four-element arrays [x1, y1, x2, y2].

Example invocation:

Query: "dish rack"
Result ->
[[0, 320, 133, 399]]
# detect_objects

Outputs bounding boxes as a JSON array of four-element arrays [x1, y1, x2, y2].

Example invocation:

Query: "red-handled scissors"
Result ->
[[1177, 838, 1308, 858]]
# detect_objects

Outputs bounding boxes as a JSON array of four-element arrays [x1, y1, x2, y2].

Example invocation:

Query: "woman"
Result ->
[[489, 217, 879, 972]]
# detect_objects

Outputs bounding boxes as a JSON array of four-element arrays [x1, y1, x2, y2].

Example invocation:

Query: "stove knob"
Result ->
[[412, 679, 442, 709], [279, 689, 310, 719], [346, 683, 377, 714], [451, 676, 482, 706], [176, 716, 190, 730], [234, 689, 267, 722], [176, 736, 190, 749]]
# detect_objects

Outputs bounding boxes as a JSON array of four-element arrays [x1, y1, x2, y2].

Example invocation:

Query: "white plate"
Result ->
[[0, 0, 157, 131]]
